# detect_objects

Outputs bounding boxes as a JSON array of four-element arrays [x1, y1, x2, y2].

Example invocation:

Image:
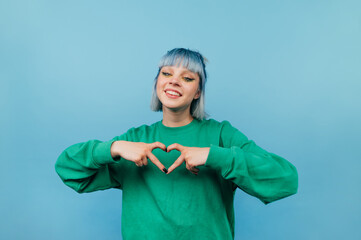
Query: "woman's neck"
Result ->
[[162, 107, 193, 127]]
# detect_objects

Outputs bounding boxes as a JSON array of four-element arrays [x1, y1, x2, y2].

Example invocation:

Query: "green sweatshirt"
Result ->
[[55, 118, 298, 240]]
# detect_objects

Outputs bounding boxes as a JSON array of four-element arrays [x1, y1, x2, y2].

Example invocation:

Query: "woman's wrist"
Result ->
[[110, 141, 122, 159]]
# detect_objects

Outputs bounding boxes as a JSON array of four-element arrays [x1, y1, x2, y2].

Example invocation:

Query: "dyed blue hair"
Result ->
[[150, 48, 208, 120]]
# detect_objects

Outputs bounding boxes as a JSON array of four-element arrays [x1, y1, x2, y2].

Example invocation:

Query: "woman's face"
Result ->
[[156, 65, 200, 113]]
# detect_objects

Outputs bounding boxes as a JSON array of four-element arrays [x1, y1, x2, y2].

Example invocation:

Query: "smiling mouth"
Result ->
[[165, 90, 182, 97]]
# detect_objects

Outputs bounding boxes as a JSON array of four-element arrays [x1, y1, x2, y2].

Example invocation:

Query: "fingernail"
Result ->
[[163, 168, 168, 174]]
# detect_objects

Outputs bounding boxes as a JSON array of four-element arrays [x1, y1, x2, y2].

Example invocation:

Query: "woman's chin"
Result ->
[[162, 104, 190, 113]]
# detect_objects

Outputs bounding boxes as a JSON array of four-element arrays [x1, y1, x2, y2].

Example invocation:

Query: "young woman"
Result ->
[[55, 48, 298, 239]]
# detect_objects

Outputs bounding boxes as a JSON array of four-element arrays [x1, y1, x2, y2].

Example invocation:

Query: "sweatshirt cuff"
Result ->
[[205, 145, 233, 173], [93, 140, 118, 166]]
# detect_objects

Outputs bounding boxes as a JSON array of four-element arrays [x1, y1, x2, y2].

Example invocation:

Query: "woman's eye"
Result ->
[[161, 72, 171, 77], [184, 77, 195, 82]]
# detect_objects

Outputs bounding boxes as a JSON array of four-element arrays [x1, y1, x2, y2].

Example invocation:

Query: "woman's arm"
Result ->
[[205, 121, 298, 204], [55, 137, 124, 193], [55, 135, 168, 193]]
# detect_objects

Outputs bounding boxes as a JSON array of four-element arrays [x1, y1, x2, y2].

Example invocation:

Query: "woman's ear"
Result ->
[[194, 90, 201, 100]]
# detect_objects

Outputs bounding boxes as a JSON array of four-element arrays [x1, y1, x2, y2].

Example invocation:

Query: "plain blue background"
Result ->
[[1, 0, 360, 239]]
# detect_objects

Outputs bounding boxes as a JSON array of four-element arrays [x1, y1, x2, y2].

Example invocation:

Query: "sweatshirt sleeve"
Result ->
[[204, 121, 298, 204], [55, 135, 126, 193]]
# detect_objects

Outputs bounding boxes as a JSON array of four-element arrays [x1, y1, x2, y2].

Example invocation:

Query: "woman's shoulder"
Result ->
[[199, 118, 233, 128], [125, 121, 159, 135]]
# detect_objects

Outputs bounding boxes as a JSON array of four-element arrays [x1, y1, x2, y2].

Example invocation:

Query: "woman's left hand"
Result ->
[[166, 143, 210, 175]]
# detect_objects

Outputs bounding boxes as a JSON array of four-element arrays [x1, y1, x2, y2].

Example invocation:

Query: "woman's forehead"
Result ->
[[161, 65, 197, 74]]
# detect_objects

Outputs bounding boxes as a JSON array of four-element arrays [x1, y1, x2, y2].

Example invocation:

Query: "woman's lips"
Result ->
[[164, 89, 182, 98]]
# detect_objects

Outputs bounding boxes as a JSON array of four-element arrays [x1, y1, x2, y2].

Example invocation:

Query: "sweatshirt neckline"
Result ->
[[157, 118, 199, 134]]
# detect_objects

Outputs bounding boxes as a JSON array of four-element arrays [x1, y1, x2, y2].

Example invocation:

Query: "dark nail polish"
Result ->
[[163, 168, 168, 174]]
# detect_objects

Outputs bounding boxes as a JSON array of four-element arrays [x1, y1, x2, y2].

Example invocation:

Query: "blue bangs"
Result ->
[[158, 48, 207, 86]]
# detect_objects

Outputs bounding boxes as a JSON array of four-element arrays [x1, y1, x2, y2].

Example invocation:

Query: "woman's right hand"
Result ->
[[111, 141, 167, 173]]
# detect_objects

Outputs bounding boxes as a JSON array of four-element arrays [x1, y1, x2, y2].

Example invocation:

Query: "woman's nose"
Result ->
[[169, 76, 181, 85]]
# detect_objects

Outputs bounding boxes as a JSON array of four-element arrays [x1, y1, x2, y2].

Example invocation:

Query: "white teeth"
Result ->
[[166, 90, 180, 96]]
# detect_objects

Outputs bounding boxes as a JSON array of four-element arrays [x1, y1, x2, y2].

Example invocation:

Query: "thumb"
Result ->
[[167, 143, 184, 153]]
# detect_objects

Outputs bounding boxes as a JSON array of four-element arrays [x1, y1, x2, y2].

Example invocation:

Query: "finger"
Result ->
[[189, 169, 199, 175], [149, 142, 167, 152], [187, 163, 200, 172], [135, 160, 143, 167], [142, 156, 148, 166], [191, 167, 200, 174], [186, 163, 199, 175], [167, 143, 184, 153], [167, 155, 185, 174], [147, 152, 167, 173]]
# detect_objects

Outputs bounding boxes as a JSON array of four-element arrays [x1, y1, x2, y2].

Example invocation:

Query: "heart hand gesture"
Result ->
[[166, 143, 210, 175], [111, 141, 167, 173]]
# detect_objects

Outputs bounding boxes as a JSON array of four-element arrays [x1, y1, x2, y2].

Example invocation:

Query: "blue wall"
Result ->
[[1, 0, 360, 239]]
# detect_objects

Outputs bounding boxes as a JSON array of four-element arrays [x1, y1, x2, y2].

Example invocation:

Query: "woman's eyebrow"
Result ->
[[182, 71, 197, 77], [180, 69, 196, 75], [161, 67, 172, 72]]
